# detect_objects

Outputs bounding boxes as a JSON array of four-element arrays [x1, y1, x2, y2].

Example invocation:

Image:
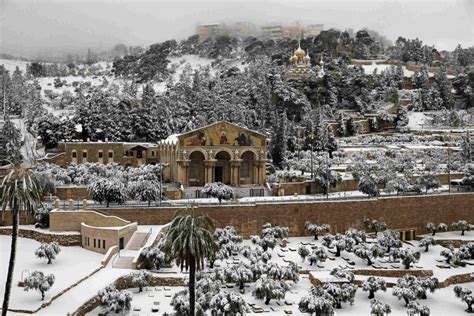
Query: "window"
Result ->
[[98, 151, 103, 158], [102, 240, 106, 249], [108, 151, 114, 158], [137, 150, 143, 159], [93, 239, 96, 248], [72, 151, 77, 158], [151, 151, 155, 157], [82, 151, 87, 158], [124, 150, 129, 157]]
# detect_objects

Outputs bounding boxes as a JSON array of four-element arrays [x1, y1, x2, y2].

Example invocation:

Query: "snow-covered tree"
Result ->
[[417, 173, 441, 194], [364, 218, 388, 234], [201, 182, 234, 204], [252, 275, 289, 305], [308, 246, 328, 266], [140, 246, 168, 270], [34, 242, 60, 264], [129, 270, 152, 293], [98, 284, 133, 314], [299, 287, 335, 315], [209, 291, 249, 315], [213, 226, 243, 260], [370, 299, 391, 316], [23, 271, 55, 301], [253, 223, 288, 251], [419, 237, 435, 252], [461, 242, 474, 260], [354, 244, 386, 266], [461, 163, 474, 190], [249, 259, 266, 281], [454, 285, 474, 313], [363, 276, 387, 299], [426, 222, 448, 236], [452, 220, 472, 236], [345, 228, 367, 245], [225, 262, 253, 292], [323, 282, 358, 309], [266, 262, 285, 280], [440, 245, 469, 266], [393, 275, 438, 306], [128, 179, 161, 206], [298, 245, 310, 261], [407, 301, 430, 316], [377, 230, 402, 253], [283, 261, 300, 283], [305, 222, 331, 240], [358, 175, 379, 197], [398, 248, 421, 269], [88, 178, 127, 207]]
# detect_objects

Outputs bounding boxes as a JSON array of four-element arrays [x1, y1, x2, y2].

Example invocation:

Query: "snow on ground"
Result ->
[[359, 62, 417, 78], [419, 231, 474, 241], [0, 235, 103, 311], [2, 225, 81, 235], [407, 111, 429, 130], [0, 58, 29, 73]]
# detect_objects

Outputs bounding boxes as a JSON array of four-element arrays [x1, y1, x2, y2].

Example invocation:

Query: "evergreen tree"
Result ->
[[270, 111, 287, 169]]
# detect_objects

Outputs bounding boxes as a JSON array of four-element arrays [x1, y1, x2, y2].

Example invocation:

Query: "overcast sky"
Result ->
[[1, 0, 473, 58]]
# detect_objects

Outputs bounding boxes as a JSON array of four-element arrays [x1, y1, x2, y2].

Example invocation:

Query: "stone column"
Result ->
[[204, 160, 216, 184], [257, 161, 267, 185], [177, 160, 190, 186], [230, 160, 242, 186]]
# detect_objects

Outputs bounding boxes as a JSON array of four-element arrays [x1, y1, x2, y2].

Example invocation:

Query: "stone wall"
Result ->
[[56, 186, 90, 200], [0, 227, 81, 246], [89, 193, 474, 238], [50, 210, 131, 232]]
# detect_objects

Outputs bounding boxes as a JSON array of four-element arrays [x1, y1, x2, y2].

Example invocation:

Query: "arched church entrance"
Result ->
[[188, 151, 205, 186], [215, 151, 231, 184], [240, 151, 256, 185]]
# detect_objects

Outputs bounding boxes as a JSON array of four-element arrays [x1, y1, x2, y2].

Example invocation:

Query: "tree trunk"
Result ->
[[314, 234, 318, 240], [189, 256, 196, 316], [467, 302, 473, 313], [41, 290, 45, 301], [432, 230, 436, 236], [425, 245, 429, 252], [368, 290, 375, 299], [239, 281, 244, 290], [462, 230, 465, 236], [2, 211, 19, 316], [106, 200, 110, 208], [367, 258, 372, 266], [336, 247, 341, 257], [265, 297, 271, 305], [48, 256, 52, 264]]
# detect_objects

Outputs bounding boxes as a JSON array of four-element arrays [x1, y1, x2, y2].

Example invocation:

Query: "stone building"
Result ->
[[42, 121, 269, 187]]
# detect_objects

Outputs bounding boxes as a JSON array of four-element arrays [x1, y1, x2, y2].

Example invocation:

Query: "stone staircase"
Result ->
[[125, 231, 149, 250], [112, 231, 150, 269]]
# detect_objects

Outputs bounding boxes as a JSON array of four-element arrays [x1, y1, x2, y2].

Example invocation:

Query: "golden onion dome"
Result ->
[[294, 47, 305, 58], [289, 55, 298, 63]]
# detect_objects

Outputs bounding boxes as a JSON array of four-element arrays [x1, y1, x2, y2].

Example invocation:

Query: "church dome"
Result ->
[[289, 54, 298, 63], [294, 47, 305, 58]]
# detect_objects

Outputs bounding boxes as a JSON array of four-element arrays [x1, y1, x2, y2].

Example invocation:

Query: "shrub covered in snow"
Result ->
[[406, 301, 430, 316], [425, 222, 448, 236], [370, 299, 391, 316], [209, 291, 249, 315], [23, 271, 55, 301], [452, 220, 472, 236], [398, 248, 421, 269], [127, 179, 161, 205], [129, 270, 152, 292], [364, 218, 388, 234], [283, 261, 300, 283], [440, 245, 469, 266], [298, 245, 310, 261], [252, 275, 289, 305], [322, 282, 358, 309], [362, 276, 387, 299], [201, 182, 234, 204], [416, 173, 441, 194], [140, 246, 169, 270], [98, 285, 133, 314], [354, 244, 386, 265], [377, 230, 402, 252], [308, 246, 328, 266], [345, 228, 367, 245], [419, 237, 435, 252], [224, 262, 253, 292], [34, 242, 60, 264], [454, 285, 474, 313], [460, 242, 474, 260], [330, 267, 355, 283], [305, 222, 331, 240], [298, 287, 335, 315], [393, 275, 438, 306]]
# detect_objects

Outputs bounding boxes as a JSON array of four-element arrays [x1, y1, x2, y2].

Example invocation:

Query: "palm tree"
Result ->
[[163, 205, 216, 316], [1, 165, 43, 316]]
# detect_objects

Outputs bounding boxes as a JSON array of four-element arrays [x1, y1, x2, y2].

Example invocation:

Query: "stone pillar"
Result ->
[[257, 161, 266, 185], [230, 160, 242, 186], [204, 160, 216, 184], [54, 199, 60, 209], [82, 199, 88, 209], [68, 199, 74, 210], [177, 160, 190, 186]]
